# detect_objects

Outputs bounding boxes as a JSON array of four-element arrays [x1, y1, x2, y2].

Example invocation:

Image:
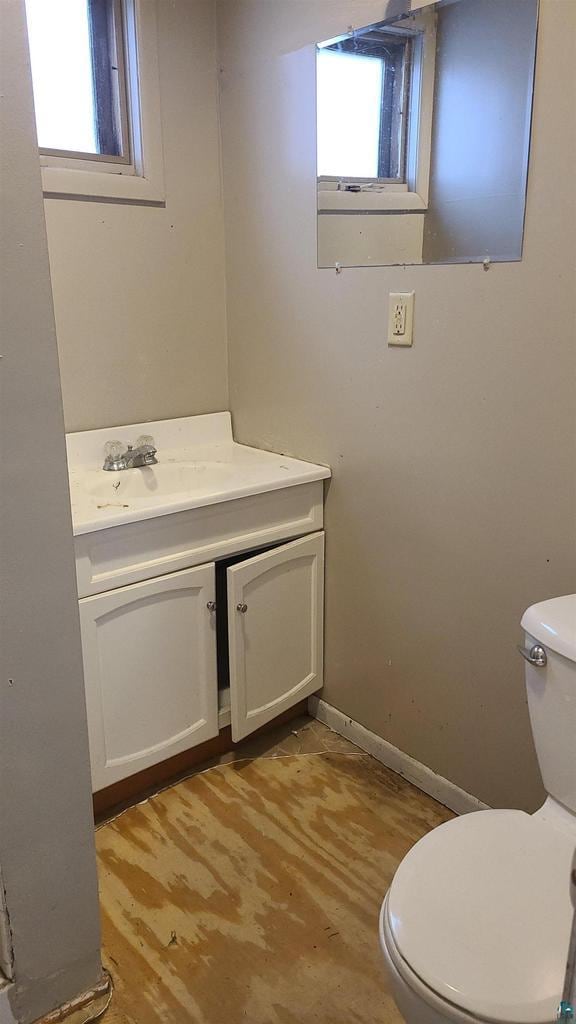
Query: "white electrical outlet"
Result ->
[[388, 292, 414, 347]]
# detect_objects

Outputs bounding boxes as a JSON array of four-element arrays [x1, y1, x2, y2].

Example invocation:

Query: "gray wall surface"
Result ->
[[45, 0, 229, 433], [218, 0, 576, 811], [0, 2, 102, 1020]]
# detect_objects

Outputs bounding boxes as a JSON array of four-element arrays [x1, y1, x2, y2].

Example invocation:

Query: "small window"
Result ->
[[25, 0, 131, 163], [317, 31, 411, 182]]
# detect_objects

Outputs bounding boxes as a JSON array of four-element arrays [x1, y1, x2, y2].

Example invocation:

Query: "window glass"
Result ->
[[25, 0, 98, 154], [317, 49, 384, 179], [25, 0, 129, 161]]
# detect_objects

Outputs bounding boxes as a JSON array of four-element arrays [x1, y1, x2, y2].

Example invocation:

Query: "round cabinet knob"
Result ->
[[206, 601, 217, 612], [236, 603, 248, 614]]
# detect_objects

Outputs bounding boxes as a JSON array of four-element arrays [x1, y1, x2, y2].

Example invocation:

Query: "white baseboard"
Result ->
[[308, 697, 489, 816]]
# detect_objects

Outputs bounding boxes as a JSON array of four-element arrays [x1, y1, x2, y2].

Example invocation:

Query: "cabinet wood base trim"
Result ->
[[93, 701, 308, 824]]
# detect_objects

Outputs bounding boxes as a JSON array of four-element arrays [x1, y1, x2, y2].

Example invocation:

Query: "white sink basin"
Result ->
[[84, 461, 233, 504], [67, 413, 331, 534]]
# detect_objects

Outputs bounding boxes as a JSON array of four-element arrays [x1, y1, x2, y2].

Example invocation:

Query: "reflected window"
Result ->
[[317, 31, 411, 182]]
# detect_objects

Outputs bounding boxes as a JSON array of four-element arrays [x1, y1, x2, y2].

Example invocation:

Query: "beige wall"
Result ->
[[45, 0, 228, 433], [218, 0, 576, 810], [0, 2, 101, 1020]]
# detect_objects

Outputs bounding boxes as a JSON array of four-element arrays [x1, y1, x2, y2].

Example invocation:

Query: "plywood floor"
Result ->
[[97, 718, 452, 1024]]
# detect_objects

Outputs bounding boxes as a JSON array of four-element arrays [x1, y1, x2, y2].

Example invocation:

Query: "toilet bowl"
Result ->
[[379, 594, 576, 1023]]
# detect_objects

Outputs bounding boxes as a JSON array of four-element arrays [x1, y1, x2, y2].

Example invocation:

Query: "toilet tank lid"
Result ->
[[521, 594, 576, 663]]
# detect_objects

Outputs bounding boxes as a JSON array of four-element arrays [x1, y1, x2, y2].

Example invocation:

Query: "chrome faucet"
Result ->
[[103, 435, 158, 471]]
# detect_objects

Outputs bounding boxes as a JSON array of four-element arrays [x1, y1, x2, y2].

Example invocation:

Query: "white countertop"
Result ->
[[67, 412, 330, 535]]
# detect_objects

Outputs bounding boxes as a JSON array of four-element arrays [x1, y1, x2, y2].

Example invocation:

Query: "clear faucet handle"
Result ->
[[135, 434, 155, 449], [104, 440, 127, 459]]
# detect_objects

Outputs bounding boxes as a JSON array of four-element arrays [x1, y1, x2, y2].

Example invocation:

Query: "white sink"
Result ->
[[66, 412, 331, 535], [84, 461, 233, 504]]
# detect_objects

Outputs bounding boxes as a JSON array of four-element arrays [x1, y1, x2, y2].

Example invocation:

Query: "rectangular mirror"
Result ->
[[316, 0, 539, 268]]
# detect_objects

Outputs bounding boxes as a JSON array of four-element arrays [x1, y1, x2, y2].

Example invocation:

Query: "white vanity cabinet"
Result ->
[[69, 413, 330, 795], [76, 492, 325, 792]]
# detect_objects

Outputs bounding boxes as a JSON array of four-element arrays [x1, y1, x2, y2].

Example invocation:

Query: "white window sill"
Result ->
[[41, 164, 165, 204], [317, 190, 427, 213]]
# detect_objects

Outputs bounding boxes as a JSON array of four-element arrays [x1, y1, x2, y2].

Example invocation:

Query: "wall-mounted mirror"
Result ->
[[316, 0, 539, 268]]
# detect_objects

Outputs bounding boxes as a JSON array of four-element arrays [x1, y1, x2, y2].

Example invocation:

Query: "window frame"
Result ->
[[37, 0, 131, 166], [316, 10, 437, 214], [318, 31, 412, 183], [38, 0, 165, 203]]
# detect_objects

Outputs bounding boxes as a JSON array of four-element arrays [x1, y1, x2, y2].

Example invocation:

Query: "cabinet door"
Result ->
[[228, 532, 324, 741], [79, 564, 218, 792]]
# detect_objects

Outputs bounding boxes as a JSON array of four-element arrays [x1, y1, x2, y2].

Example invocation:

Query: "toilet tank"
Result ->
[[521, 595, 576, 814]]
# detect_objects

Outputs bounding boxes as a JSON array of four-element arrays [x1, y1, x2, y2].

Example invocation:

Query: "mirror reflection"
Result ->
[[316, 0, 539, 268]]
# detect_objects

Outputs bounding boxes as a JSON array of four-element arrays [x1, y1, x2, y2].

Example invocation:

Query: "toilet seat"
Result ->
[[381, 897, 493, 1023], [384, 809, 574, 1024]]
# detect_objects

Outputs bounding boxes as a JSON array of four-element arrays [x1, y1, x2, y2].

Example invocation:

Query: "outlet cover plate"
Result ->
[[388, 292, 415, 347]]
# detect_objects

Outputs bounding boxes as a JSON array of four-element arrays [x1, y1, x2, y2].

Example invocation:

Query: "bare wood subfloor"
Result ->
[[97, 718, 453, 1024]]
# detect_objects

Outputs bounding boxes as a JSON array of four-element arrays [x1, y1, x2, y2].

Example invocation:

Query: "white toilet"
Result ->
[[380, 594, 576, 1024]]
